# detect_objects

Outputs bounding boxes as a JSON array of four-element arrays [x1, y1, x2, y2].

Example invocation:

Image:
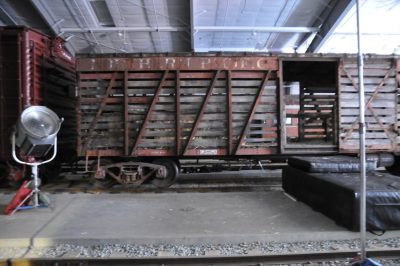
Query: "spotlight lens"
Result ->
[[19, 106, 61, 139], [22, 111, 57, 138]]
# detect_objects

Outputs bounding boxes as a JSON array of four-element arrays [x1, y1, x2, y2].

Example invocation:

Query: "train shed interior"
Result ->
[[1, 0, 400, 265]]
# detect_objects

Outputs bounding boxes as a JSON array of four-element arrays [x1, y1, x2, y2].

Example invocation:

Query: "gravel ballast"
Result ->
[[1, 238, 400, 265]]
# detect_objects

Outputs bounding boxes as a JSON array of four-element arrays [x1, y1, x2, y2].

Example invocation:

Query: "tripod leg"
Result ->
[[39, 192, 51, 206], [11, 190, 35, 215]]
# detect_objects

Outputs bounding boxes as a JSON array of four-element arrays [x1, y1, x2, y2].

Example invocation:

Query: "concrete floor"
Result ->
[[1, 190, 400, 248]]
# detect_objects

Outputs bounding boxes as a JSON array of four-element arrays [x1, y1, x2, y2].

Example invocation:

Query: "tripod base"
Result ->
[[349, 257, 382, 266], [3, 180, 32, 215], [8, 132, 57, 215], [3, 180, 51, 215], [12, 189, 50, 215]]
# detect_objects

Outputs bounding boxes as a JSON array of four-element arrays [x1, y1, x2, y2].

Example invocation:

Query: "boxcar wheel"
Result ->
[[386, 156, 400, 176], [90, 159, 116, 189], [151, 159, 179, 188]]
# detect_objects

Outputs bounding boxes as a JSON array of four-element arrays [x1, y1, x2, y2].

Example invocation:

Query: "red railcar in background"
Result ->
[[0, 26, 76, 183]]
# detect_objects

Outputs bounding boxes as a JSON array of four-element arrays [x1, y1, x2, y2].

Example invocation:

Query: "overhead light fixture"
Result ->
[[7, 106, 63, 214]]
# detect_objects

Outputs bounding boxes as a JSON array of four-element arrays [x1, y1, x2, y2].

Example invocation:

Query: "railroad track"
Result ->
[[4, 249, 400, 265], [0, 170, 282, 194]]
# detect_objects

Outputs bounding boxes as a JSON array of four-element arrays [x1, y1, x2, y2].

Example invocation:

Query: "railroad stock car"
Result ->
[[76, 53, 400, 187], [0, 26, 75, 183]]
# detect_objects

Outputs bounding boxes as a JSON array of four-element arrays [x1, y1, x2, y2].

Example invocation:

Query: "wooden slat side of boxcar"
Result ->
[[77, 56, 279, 157], [339, 57, 400, 153], [397, 58, 400, 154]]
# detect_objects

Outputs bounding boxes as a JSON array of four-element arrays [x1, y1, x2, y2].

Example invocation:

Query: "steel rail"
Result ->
[[0, 181, 282, 195], [6, 249, 400, 266]]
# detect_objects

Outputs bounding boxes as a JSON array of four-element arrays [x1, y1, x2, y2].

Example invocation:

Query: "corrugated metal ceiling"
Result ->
[[0, 0, 398, 54], [193, 0, 326, 52]]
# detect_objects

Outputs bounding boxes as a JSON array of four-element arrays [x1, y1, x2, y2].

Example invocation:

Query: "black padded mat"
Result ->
[[283, 166, 400, 231], [288, 156, 377, 173]]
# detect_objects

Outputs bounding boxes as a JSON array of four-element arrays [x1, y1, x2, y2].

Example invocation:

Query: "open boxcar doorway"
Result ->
[[280, 59, 339, 154]]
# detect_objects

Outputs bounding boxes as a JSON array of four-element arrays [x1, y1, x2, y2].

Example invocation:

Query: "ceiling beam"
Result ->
[[195, 47, 267, 52], [30, 0, 59, 33], [30, 0, 76, 54], [306, 0, 355, 52], [189, 0, 195, 52], [60, 26, 188, 33], [0, 4, 17, 25], [195, 26, 319, 33]]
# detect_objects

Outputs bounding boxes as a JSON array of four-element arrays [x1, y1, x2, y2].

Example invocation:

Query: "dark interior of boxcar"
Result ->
[[281, 60, 338, 153]]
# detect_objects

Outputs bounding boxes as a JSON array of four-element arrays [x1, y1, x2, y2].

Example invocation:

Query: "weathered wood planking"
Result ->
[[339, 58, 399, 152], [397, 58, 400, 144], [77, 55, 399, 156], [298, 83, 336, 142], [78, 62, 279, 156]]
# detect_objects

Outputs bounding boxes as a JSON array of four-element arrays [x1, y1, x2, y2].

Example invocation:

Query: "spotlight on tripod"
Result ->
[[10, 106, 63, 214]]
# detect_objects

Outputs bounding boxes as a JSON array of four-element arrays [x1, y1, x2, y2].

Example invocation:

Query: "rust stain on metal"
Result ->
[[77, 56, 279, 71]]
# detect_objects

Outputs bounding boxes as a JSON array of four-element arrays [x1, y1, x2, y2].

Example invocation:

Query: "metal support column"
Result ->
[[356, 0, 367, 261]]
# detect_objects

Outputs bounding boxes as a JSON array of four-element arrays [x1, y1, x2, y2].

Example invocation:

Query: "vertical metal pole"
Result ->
[[356, 0, 366, 261], [227, 70, 233, 155], [124, 70, 129, 156], [32, 164, 39, 207], [176, 70, 181, 155]]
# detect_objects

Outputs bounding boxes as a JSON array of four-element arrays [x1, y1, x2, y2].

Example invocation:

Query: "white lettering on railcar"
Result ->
[[240, 58, 249, 69], [184, 57, 191, 69], [165, 58, 176, 68], [200, 58, 212, 69], [85, 56, 276, 71], [257, 58, 265, 69], [139, 58, 151, 69], [222, 58, 231, 68], [199, 149, 218, 155]]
